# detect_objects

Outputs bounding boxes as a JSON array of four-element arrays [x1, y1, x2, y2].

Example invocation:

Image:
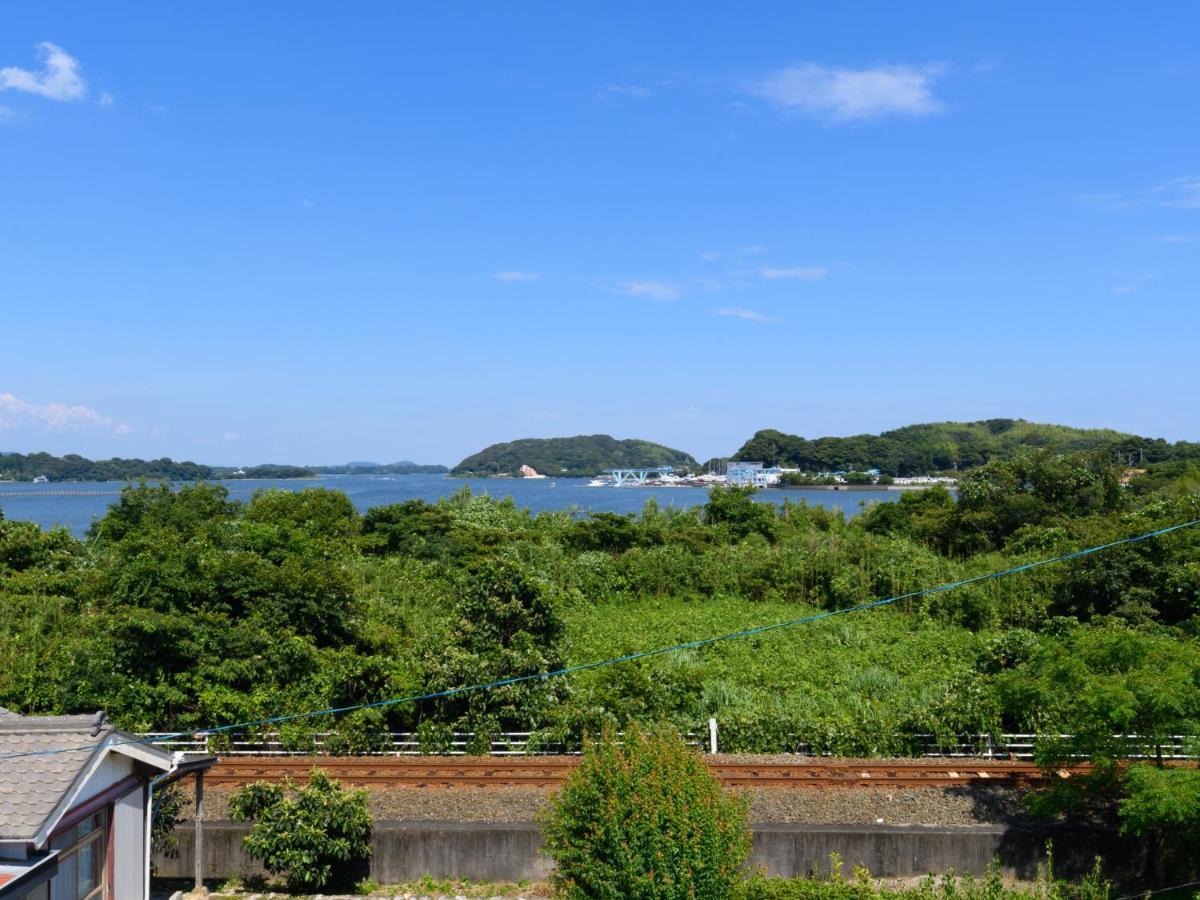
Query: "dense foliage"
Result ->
[[733, 419, 1200, 476], [229, 768, 372, 891], [0, 451, 212, 482], [0, 452, 1197, 758], [0, 448, 1197, 782], [542, 727, 751, 900], [451, 434, 698, 476]]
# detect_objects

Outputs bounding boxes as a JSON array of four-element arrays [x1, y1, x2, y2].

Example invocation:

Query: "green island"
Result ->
[[2, 443, 1200, 878], [451, 433, 698, 476], [0, 452, 448, 482], [733, 419, 1200, 475], [0, 451, 216, 482]]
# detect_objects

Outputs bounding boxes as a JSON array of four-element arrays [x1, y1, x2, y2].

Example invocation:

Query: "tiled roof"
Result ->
[[0, 712, 111, 842]]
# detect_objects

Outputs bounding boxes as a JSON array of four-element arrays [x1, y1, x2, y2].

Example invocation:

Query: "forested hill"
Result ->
[[732, 419, 1200, 476], [315, 461, 449, 475], [452, 435, 698, 477], [0, 452, 213, 482]]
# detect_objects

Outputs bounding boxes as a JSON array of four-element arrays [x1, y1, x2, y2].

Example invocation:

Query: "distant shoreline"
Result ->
[[770, 483, 952, 492]]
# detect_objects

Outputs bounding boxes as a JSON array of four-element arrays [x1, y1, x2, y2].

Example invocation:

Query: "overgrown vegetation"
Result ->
[[541, 727, 751, 899], [1, 448, 1199, 872]]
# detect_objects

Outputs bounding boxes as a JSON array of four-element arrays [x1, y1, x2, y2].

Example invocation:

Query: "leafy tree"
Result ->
[[229, 768, 372, 891], [361, 499, 459, 558], [704, 486, 778, 542], [542, 726, 750, 900], [421, 559, 567, 729], [1119, 765, 1200, 877]]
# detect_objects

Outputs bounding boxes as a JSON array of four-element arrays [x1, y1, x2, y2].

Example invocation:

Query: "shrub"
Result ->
[[541, 725, 750, 899], [228, 768, 372, 891]]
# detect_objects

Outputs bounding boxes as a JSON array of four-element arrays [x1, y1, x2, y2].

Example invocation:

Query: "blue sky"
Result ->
[[1, 3, 1197, 466]]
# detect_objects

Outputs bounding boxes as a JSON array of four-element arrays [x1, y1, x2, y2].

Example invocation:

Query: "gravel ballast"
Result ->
[[183, 783, 1032, 827]]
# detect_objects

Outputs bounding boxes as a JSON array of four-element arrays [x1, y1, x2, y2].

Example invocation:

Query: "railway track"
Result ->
[[204, 756, 1089, 789]]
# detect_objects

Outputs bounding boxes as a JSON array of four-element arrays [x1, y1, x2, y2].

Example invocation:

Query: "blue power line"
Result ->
[[2, 516, 1197, 764]]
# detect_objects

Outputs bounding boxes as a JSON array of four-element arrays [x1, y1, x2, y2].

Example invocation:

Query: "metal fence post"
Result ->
[[709, 718, 718, 755]]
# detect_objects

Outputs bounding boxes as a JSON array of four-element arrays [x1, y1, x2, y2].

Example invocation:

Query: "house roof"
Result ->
[[0, 710, 172, 843]]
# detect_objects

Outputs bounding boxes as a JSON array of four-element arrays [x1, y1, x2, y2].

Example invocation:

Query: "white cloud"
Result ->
[[490, 271, 542, 282], [98, 91, 114, 108], [762, 265, 829, 280], [0, 105, 18, 123], [1088, 175, 1200, 212], [1153, 175, 1200, 209], [740, 244, 765, 254], [0, 43, 87, 102], [751, 63, 945, 122], [617, 280, 683, 301], [699, 251, 720, 261], [1109, 272, 1154, 295], [1146, 234, 1198, 244], [713, 306, 778, 323], [598, 83, 654, 101], [0, 392, 127, 433]]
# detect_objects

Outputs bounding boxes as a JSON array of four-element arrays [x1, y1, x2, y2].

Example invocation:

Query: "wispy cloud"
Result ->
[[1154, 175, 1200, 209], [1146, 234, 1198, 244], [597, 83, 654, 101], [740, 245, 765, 254], [0, 392, 128, 433], [1087, 175, 1200, 212], [97, 91, 114, 108], [490, 271, 542, 282], [617, 280, 683, 301], [762, 265, 829, 280], [1110, 272, 1154, 295], [750, 62, 946, 123], [0, 43, 87, 102], [699, 251, 720, 261], [713, 306, 778, 323]]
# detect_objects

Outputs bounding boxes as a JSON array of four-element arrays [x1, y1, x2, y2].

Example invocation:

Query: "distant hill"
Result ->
[[452, 435, 698, 477], [316, 461, 449, 475], [211, 464, 314, 479], [732, 419, 1199, 477], [0, 452, 213, 483]]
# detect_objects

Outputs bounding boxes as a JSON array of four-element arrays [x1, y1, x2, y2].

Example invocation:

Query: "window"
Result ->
[[49, 812, 107, 900]]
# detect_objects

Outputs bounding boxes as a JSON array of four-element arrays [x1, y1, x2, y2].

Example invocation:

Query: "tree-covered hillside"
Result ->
[[315, 462, 449, 475], [732, 419, 1199, 476], [0, 451, 213, 482], [452, 435, 698, 477]]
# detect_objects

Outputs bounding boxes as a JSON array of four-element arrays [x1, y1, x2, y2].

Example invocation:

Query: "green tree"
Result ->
[[704, 486, 778, 542], [229, 768, 372, 892], [421, 559, 567, 729], [1119, 765, 1200, 877], [542, 726, 750, 900]]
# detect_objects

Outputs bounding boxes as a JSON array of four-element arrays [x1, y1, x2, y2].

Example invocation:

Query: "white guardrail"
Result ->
[[139, 725, 1198, 759]]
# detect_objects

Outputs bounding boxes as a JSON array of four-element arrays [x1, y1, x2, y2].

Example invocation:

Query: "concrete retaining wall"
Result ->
[[157, 821, 1130, 884]]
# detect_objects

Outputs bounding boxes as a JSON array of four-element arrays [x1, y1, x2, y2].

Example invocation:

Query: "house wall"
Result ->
[[112, 791, 144, 899]]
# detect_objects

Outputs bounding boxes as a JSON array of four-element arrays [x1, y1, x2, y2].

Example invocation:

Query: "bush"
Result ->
[[541, 726, 750, 899], [228, 768, 372, 891]]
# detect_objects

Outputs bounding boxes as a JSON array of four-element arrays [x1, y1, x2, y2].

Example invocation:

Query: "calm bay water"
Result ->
[[0, 474, 899, 537]]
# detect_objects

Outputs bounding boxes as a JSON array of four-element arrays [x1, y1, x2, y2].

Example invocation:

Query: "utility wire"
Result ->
[[2, 517, 1198, 764], [1112, 880, 1200, 900]]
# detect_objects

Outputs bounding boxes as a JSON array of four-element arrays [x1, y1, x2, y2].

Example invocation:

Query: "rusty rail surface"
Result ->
[[204, 756, 1091, 789]]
